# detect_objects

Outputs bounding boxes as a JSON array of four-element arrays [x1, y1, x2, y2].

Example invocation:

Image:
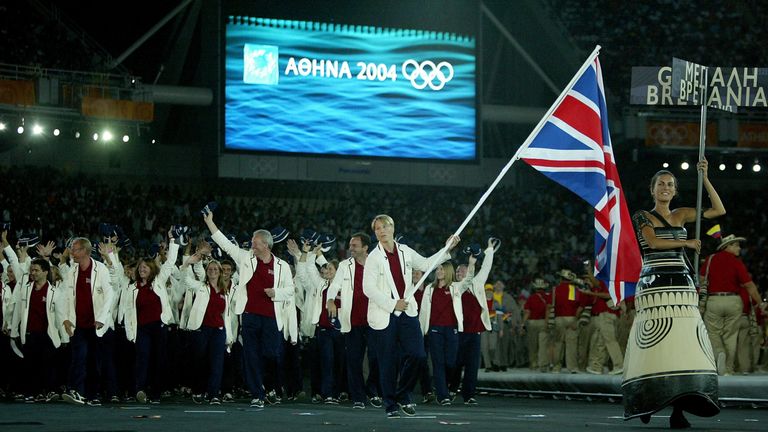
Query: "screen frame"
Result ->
[[219, 1, 480, 164]]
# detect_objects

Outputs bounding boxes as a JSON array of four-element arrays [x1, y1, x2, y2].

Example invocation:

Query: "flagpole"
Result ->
[[693, 66, 709, 282], [401, 45, 604, 304]]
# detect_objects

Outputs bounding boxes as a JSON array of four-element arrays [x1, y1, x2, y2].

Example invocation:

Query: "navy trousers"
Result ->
[[427, 325, 458, 400], [371, 313, 425, 413], [240, 313, 281, 400], [192, 326, 226, 397]]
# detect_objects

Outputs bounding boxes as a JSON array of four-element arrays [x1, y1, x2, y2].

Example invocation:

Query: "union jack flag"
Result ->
[[519, 55, 641, 305]]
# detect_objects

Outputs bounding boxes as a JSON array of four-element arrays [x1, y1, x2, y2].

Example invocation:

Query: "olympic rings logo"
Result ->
[[401, 59, 454, 90]]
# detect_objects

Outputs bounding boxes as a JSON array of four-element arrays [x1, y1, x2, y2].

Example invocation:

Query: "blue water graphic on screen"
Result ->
[[225, 18, 476, 160]]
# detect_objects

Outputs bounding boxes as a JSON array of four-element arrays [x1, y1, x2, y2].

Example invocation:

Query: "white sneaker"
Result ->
[[62, 390, 86, 405]]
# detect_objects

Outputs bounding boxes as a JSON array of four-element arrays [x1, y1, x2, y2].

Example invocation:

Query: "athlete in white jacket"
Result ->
[[362, 214, 458, 417], [203, 210, 294, 408], [181, 253, 233, 405]]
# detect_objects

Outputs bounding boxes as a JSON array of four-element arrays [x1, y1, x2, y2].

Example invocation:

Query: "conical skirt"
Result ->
[[622, 270, 720, 419]]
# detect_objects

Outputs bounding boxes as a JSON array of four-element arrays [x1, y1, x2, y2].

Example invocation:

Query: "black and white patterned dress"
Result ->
[[622, 211, 719, 420]]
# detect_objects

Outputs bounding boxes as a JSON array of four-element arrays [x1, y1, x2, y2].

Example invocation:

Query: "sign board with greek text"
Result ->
[[630, 65, 767, 111]]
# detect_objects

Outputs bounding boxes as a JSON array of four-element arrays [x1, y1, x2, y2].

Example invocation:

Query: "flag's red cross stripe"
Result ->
[[553, 94, 604, 147], [521, 158, 604, 169]]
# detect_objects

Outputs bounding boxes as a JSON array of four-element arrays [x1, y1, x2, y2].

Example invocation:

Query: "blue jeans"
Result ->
[[193, 326, 226, 397], [371, 313, 425, 413], [427, 326, 458, 400], [241, 313, 281, 399]]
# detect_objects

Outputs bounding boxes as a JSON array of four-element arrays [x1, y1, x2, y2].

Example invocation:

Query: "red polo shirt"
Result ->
[[524, 291, 550, 320], [429, 284, 458, 327], [700, 250, 751, 294], [27, 282, 49, 333], [245, 257, 276, 317], [203, 284, 226, 328], [319, 281, 341, 329], [136, 281, 162, 326], [462, 290, 485, 333], [384, 247, 406, 298], [553, 282, 580, 317], [350, 262, 369, 327], [75, 262, 95, 329], [590, 280, 620, 316]]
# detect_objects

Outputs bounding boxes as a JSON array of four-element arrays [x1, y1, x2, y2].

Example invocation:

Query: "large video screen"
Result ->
[[225, 16, 476, 160]]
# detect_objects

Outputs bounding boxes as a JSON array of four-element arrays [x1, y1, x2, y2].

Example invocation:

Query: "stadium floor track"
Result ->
[[0, 394, 765, 432]]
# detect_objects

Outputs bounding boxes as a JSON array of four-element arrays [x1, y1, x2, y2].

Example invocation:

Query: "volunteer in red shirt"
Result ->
[[551, 269, 583, 373], [700, 234, 767, 375], [581, 275, 623, 375], [522, 278, 551, 372]]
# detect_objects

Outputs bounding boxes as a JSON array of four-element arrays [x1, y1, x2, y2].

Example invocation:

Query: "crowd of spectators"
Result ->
[[1, 165, 765, 300]]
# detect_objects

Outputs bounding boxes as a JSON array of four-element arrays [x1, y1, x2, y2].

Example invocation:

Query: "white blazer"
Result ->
[[295, 273, 317, 339], [295, 258, 334, 328], [105, 251, 131, 326], [166, 271, 186, 325], [279, 292, 299, 344], [1, 283, 14, 333], [326, 257, 365, 334], [462, 246, 495, 332], [179, 260, 204, 330], [182, 266, 234, 346], [362, 242, 451, 331], [63, 256, 115, 337], [123, 242, 179, 342], [11, 279, 68, 348], [211, 231, 294, 333], [418, 275, 474, 335], [2, 245, 23, 332]]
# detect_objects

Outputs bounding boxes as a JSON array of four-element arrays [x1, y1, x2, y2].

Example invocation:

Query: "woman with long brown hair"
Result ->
[[124, 230, 179, 404], [418, 258, 475, 406], [181, 249, 233, 405], [623, 160, 725, 429]]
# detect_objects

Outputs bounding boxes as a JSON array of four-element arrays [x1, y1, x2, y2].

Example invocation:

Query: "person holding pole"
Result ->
[[363, 214, 458, 418], [623, 161, 725, 429]]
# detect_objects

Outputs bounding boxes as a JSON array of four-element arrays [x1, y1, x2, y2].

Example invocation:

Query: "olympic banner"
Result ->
[[644, 121, 717, 148], [225, 16, 476, 160], [739, 123, 768, 148]]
